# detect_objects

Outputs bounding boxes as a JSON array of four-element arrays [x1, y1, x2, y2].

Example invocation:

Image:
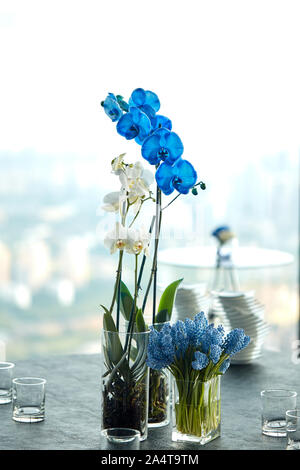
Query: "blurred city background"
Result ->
[[0, 1, 299, 359]]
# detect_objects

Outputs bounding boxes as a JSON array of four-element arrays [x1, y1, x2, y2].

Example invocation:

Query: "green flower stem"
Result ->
[[128, 196, 154, 228], [109, 249, 124, 316], [142, 184, 162, 316], [127, 254, 139, 360], [174, 376, 220, 437]]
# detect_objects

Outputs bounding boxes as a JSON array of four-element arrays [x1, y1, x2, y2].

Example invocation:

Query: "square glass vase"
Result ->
[[172, 375, 221, 445]]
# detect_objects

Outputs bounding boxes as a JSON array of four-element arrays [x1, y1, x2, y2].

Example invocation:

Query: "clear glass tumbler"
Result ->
[[12, 377, 46, 423], [261, 389, 297, 437], [0, 362, 15, 404], [286, 409, 300, 450], [102, 428, 140, 450]]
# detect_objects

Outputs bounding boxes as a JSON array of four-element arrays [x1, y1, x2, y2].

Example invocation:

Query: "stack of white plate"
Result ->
[[173, 283, 211, 321], [210, 291, 270, 364]]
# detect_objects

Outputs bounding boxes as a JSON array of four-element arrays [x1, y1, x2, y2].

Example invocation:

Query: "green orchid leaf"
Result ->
[[156, 278, 183, 323], [101, 306, 125, 367], [119, 281, 134, 321], [101, 305, 117, 332], [135, 308, 147, 332], [155, 308, 170, 324]]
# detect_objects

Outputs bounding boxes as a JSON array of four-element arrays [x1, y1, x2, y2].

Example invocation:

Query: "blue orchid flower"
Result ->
[[129, 88, 160, 115], [141, 128, 184, 166], [150, 114, 172, 132], [116, 106, 151, 144], [155, 158, 197, 195], [102, 93, 123, 122]]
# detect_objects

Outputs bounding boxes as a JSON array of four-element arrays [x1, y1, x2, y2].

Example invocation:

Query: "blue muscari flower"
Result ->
[[192, 351, 209, 371], [184, 312, 208, 347], [141, 128, 184, 166], [146, 324, 175, 370], [209, 344, 223, 364], [129, 88, 160, 116], [170, 321, 189, 359], [116, 107, 151, 144], [102, 93, 123, 122], [194, 312, 209, 332], [155, 158, 197, 196], [199, 323, 225, 354], [223, 328, 251, 356], [184, 318, 198, 346], [219, 358, 231, 374]]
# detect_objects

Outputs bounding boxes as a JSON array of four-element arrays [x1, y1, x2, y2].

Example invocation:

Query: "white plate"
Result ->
[[215, 290, 255, 299]]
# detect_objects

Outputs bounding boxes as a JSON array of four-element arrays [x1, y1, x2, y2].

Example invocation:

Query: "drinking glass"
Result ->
[[12, 377, 46, 422], [286, 409, 300, 450], [0, 362, 15, 404], [102, 428, 140, 449], [261, 389, 297, 437]]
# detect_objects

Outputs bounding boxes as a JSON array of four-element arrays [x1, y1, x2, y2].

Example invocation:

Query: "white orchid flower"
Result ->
[[111, 153, 126, 174], [126, 226, 151, 256], [102, 190, 128, 220], [104, 222, 128, 254], [119, 161, 154, 211]]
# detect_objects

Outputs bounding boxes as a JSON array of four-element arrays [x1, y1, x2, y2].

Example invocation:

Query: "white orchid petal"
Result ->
[[111, 154, 126, 174], [119, 172, 129, 191], [103, 192, 120, 204], [142, 169, 154, 186]]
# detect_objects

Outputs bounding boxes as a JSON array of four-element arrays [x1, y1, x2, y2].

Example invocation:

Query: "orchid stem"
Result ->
[[142, 184, 162, 320], [109, 249, 124, 319], [127, 254, 139, 361], [161, 192, 181, 211]]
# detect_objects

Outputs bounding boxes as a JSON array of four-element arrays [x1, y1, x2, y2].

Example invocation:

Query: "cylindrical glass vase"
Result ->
[[101, 329, 150, 441], [148, 322, 170, 428], [148, 368, 170, 427], [172, 376, 221, 445]]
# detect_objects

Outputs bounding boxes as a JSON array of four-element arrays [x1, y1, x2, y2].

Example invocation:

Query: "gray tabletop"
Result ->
[[0, 350, 299, 451]]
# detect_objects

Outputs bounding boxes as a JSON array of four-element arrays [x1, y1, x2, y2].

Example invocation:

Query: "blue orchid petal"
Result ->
[[130, 88, 146, 106], [116, 113, 137, 139], [172, 159, 197, 194], [144, 90, 160, 112], [130, 107, 151, 141], [164, 131, 184, 164], [151, 115, 172, 132], [141, 133, 161, 164], [139, 104, 157, 120], [116, 106, 151, 142], [155, 161, 175, 195], [155, 159, 197, 195], [141, 128, 183, 166], [129, 88, 160, 115]]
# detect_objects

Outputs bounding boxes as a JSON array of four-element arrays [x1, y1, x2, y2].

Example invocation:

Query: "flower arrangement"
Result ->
[[147, 312, 250, 443], [100, 88, 206, 434]]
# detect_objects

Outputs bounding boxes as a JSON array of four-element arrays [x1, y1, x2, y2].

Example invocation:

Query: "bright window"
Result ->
[[0, 0, 299, 359]]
